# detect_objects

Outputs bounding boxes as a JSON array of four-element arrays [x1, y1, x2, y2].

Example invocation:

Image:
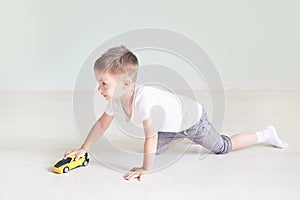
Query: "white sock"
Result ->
[[255, 126, 289, 148]]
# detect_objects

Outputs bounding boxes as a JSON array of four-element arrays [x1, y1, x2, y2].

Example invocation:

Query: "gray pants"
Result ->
[[156, 108, 232, 155]]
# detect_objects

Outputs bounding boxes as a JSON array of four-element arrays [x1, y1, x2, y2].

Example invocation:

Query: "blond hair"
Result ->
[[94, 45, 139, 82]]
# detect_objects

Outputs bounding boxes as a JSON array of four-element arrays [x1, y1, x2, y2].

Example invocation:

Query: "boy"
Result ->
[[64, 46, 288, 181]]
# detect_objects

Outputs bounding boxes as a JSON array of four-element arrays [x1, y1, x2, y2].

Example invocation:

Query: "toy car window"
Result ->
[[54, 157, 72, 168]]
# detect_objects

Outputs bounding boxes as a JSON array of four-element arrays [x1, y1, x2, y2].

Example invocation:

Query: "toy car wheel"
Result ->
[[63, 167, 69, 173], [83, 160, 89, 166]]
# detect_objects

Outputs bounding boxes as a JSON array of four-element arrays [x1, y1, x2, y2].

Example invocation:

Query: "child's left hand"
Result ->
[[123, 167, 149, 181]]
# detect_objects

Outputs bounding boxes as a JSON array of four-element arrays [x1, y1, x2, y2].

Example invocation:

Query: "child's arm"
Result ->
[[142, 117, 158, 170], [64, 112, 114, 160], [123, 117, 158, 181]]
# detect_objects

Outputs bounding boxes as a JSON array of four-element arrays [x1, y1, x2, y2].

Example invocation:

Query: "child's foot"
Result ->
[[256, 126, 289, 148]]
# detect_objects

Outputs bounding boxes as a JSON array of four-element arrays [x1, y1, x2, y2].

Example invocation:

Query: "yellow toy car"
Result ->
[[52, 152, 89, 174]]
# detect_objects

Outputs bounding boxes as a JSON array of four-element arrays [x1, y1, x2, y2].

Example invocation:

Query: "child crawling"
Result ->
[[64, 46, 288, 181]]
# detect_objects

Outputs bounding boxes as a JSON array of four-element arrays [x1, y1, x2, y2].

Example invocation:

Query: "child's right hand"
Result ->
[[64, 148, 86, 160]]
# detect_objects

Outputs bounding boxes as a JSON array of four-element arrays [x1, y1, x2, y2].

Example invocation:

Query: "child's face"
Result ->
[[94, 69, 130, 101]]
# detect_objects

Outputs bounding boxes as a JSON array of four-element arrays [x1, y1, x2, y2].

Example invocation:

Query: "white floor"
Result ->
[[0, 90, 299, 200]]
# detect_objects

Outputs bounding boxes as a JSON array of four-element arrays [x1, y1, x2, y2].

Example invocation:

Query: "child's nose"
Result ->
[[98, 85, 103, 92]]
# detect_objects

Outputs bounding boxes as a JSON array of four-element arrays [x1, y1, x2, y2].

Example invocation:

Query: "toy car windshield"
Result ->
[[54, 157, 72, 168]]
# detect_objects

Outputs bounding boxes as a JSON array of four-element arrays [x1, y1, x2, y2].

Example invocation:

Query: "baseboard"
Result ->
[[0, 84, 75, 91], [0, 82, 299, 91], [223, 82, 300, 90]]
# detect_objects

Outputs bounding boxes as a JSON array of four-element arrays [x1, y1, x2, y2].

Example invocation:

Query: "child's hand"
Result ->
[[64, 148, 86, 161], [123, 167, 149, 181]]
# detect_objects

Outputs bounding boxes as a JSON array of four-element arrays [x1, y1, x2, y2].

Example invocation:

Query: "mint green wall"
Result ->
[[1, 0, 299, 89]]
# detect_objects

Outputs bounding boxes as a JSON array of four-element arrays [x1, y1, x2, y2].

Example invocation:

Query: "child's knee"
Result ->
[[214, 135, 232, 154]]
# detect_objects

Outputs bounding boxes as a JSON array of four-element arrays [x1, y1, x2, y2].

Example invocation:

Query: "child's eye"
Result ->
[[101, 82, 108, 88]]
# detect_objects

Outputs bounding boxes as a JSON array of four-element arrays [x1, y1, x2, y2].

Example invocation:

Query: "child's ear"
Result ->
[[123, 79, 131, 87]]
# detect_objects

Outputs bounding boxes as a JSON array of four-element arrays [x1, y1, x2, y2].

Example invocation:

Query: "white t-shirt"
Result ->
[[105, 84, 203, 132]]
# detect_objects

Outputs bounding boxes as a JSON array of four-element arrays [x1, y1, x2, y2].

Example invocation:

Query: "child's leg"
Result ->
[[230, 126, 289, 151], [169, 138, 184, 148], [155, 132, 185, 155], [230, 133, 258, 150]]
